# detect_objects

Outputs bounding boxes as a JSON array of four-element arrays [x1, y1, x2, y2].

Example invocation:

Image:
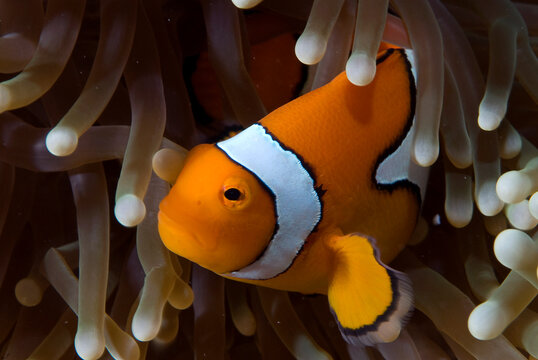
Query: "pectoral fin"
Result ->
[[327, 233, 413, 346]]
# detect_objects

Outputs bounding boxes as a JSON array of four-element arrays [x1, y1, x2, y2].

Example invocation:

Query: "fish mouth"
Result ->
[[157, 211, 205, 255]]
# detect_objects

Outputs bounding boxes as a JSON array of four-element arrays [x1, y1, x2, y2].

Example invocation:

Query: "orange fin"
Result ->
[[327, 233, 413, 346]]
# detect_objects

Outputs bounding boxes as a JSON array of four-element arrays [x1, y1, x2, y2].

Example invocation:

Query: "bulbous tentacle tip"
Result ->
[[496, 170, 531, 204], [504, 201, 538, 231], [476, 181, 504, 217], [295, 33, 326, 65], [412, 141, 439, 167], [15, 278, 43, 307], [376, 321, 402, 343], [230, 0, 263, 9], [46, 127, 79, 157], [478, 103, 506, 131], [346, 53, 376, 86], [168, 281, 194, 310], [74, 330, 105, 360], [114, 194, 146, 227], [152, 148, 186, 185], [494, 229, 536, 271], [446, 208, 472, 229], [131, 313, 159, 342], [468, 302, 505, 341]]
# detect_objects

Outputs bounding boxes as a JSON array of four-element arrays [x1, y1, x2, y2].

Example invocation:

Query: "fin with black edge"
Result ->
[[327, 233, 413, 346]]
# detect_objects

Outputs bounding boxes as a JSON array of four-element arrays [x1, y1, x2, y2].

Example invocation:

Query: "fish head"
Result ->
[[158, 143, 276, 274]]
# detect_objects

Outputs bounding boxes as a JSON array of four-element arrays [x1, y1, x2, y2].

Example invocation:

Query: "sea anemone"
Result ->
[[0, 0, 536, 359]]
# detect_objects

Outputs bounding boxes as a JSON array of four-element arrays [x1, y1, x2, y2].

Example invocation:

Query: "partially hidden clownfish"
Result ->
[[158, 46, 428, 345]]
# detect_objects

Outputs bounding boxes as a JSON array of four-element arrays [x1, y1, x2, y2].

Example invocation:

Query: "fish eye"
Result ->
[[224, 187, 242, 201], [221, 178, 250, 209]]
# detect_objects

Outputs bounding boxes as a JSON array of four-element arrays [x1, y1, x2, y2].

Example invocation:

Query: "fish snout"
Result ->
[[158, 210, 213, 255]]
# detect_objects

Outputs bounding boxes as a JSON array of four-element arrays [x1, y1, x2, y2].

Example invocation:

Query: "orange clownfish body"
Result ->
[[159, 48, 428, 345]]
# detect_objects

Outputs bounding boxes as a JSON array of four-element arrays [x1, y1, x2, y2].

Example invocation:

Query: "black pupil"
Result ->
[[224, 188, 242, 201]]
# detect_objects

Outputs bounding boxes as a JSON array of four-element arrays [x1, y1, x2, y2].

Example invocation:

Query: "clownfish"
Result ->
[[158, 47, 428, 345]]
